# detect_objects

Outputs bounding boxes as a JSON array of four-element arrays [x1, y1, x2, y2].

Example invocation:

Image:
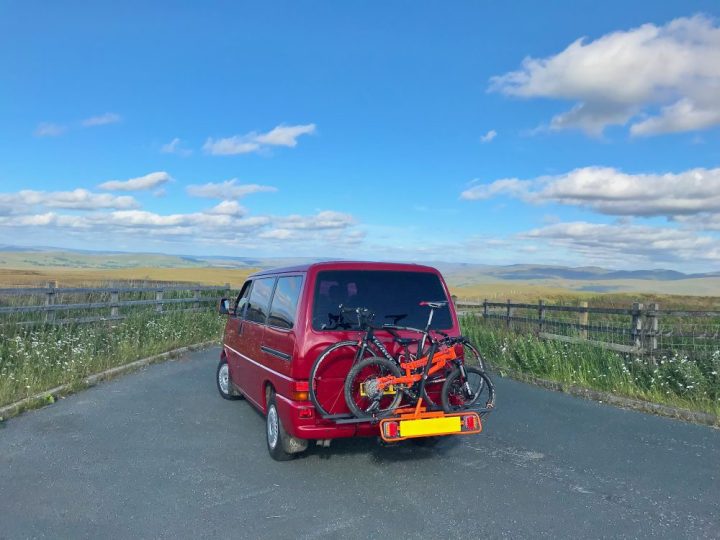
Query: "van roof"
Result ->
[[248, 260, 440, 278]]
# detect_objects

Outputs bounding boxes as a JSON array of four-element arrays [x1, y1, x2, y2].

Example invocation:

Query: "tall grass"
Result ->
[[0, 310, 225, 407], [460, 315, 720, 417]]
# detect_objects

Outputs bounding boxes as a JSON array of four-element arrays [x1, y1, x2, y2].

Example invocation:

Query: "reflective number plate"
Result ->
[[400, 416, 461, 437]]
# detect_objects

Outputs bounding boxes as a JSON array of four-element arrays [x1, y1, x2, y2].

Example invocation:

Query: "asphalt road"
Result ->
[[1, 347, 719, 539]]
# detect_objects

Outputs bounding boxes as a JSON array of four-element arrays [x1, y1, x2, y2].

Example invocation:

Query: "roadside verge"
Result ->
[[0, 340, 219, 422], [496, 366, 719, 428]]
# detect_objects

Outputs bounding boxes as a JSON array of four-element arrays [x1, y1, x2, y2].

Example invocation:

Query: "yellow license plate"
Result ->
[[400, 416, 461, 437], [359, 383, 396, 396]]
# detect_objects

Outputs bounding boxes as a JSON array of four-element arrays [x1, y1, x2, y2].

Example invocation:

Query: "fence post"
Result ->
[[193, 288, 200, 310], [483, 299, 488, 320], [45, 281, 57, 323], [579, 301, 589, 339], [538, 300, 545, 334], [647, 303, 659, 365], [110, 289, 119, 318], [506, 299, 512, 330], [156, 290, 164, 313], [631, 302, 644, 351]]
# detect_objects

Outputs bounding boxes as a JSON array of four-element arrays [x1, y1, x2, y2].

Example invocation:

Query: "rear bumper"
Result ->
[[275, 393, 379, 439]]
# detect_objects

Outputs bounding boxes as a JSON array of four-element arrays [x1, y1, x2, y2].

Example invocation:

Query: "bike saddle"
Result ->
[[419, 301, 448, 309]]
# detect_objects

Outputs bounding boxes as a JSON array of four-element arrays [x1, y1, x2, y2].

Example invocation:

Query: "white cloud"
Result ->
[[462, 166, 720, 218], [207, 200, 246, 216], [521, 221, 720, 264], [461, 178, 531, 201], [253, 124, 316, 147], [186, 179, 277, 199], [203, 123, 316, 155], [161, 138, 193, 156], [480, 129, 497, 143], [34, 123, 66, 137], [0, 189, 138, 211], [98, 171, 172, 192], [490, 15, 720, 136], [278, 211, 355, 230], [82, 113, 122, 127]]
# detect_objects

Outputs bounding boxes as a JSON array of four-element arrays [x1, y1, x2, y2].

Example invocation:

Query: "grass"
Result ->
[[0, 310, 225, 408], [0, 266, 254, 288], [460, 315, 720, 417]]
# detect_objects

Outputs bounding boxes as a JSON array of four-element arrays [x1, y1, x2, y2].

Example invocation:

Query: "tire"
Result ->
[[441, 366, 488, 412], [309, 340, 372, 418], [344, 356, 404, 419], [419, 342, 485, 409], [216, 358, 242, 400], [461, 341, 487, 371], [266, 394, 295, 461]]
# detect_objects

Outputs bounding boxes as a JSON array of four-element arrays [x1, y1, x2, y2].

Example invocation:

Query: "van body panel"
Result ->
[[222, 261, 460, 439]]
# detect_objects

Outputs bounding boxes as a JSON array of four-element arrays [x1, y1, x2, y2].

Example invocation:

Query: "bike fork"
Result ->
[[458, 363, 476, 399]]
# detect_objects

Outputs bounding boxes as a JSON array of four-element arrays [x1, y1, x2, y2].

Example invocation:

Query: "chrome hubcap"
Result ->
[[219, 363, 229, 394], [267, 405, 279, 449]]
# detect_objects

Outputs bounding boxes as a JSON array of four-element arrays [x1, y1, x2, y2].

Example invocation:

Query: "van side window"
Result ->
[[246, 277, 276, 324], [234, 281, 252, 318], [267, 276, 303, 329]]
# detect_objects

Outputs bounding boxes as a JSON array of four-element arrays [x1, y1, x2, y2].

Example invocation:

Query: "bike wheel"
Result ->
[[441, 366, 489, 412], [344, 356, 404, 419], [461, 341, 486, 371], [421, 342, 485, 409], [309, 340, 372, 418]]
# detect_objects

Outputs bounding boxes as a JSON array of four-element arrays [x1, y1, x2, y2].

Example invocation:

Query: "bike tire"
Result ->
[[421, 341, 485, 408], [344, 356, 404, 419], [441, 366, 492, 413], [309, 340, 369, 418]]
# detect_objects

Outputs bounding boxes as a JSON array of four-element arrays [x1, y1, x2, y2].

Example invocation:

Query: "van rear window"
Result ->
[[312, 270, 452, 331]]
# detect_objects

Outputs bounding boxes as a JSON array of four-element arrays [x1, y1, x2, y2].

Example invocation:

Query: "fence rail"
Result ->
[[456, 299, 720, 362], [0, 283, 230, 326]]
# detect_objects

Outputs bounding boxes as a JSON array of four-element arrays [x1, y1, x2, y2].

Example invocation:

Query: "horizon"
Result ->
[[1, 243, 716, 277], [1, 2, 720, 273]]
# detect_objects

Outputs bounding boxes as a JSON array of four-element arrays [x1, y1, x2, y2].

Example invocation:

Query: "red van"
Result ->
[[216, 261, 462, 460]]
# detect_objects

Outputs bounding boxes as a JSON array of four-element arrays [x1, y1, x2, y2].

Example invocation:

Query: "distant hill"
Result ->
[[1, 245, 718, 296]]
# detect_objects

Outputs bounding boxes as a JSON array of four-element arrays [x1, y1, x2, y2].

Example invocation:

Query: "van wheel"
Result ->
[[217, 358, 242, 400], [266, 394, 296, 461]]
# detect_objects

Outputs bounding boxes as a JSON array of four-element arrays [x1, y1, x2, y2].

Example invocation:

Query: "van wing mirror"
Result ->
[[218, 298, 231, 315]]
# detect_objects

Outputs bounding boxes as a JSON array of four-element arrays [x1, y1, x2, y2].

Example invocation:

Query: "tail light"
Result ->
[[291, 381, 309, 401], [383, 421, 400, 440], [461, 413, 479, 432], [299, 408, 314, 419]]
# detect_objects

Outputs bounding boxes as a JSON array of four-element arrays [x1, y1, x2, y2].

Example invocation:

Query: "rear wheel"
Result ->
[[266, 393, 307, 461], [344, 356, 404, 419], [441, 366, 488, 412], [309, 340, 372, 418]]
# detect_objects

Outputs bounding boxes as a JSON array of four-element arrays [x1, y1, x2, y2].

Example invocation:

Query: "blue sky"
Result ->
[[1, 1, 719, 271]]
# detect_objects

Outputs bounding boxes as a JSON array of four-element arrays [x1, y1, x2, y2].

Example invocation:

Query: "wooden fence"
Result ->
[[0, 283, 230, 326], [456, 299, 720, 362]]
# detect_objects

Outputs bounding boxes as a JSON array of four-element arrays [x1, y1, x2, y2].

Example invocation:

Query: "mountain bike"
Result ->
[[309, 302, 487, 419], [343, 302, 495, 419]]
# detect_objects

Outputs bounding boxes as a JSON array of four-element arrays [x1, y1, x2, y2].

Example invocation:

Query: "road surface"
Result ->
[[1, 347, 719, 539]]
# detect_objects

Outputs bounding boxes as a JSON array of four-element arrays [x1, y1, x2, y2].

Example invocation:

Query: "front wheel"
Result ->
[[441, 366, 491, 412], [216, 358, 242, 400], [344, 356, 404, 419]]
